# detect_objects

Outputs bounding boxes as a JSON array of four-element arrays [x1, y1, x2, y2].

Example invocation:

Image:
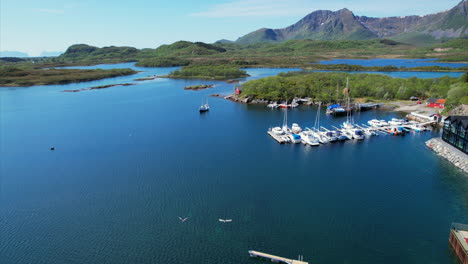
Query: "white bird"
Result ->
[[219, 219, 232, 223], [178, 217, 189, 222]]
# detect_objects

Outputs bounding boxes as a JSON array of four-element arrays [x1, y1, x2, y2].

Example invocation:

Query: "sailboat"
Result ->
[[310, 102, 329, 144], [341, 78, 364, 140], [199, 98, 209, 112]]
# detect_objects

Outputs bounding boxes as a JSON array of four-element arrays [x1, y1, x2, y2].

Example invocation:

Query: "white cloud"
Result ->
[[35, 8, 65, 14]]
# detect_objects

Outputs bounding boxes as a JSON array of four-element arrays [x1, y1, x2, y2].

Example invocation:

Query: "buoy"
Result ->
[[50, 147, 55, 151]]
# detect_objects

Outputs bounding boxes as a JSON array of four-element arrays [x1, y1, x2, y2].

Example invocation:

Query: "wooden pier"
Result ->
[[249, 250, 308, 264]]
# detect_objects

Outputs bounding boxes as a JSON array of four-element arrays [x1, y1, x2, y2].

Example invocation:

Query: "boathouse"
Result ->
[[442, 116, 468, 154], [449, 223, 468, 264]]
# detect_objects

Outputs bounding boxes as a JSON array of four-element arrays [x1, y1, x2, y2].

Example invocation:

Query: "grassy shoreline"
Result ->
[[0, 67, 137, 87]]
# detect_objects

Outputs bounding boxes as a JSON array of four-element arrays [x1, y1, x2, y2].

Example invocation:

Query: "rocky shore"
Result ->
[[426, 137, 468, 174], [184, 84, 214, 91], [62, 83, 135, 92]]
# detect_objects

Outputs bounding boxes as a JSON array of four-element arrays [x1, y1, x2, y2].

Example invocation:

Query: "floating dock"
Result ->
[[248, 250, 308, 264], [267, 130, 288, 144]]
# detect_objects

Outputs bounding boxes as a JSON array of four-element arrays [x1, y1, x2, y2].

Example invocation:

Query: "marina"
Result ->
[[268, 115, 436, 145]]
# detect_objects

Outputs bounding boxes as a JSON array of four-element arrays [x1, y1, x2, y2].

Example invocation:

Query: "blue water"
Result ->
[[318, 58, 468, 68], [314, 58, 467, 78], [1, 63, 467, 264]]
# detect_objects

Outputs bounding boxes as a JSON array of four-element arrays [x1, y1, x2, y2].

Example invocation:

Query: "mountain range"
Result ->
[[235, 0, 468, 45]]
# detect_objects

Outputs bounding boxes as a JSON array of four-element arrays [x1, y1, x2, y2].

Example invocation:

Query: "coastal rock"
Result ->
[[184, 84, 215, 91], [426, 137, 468, 175]]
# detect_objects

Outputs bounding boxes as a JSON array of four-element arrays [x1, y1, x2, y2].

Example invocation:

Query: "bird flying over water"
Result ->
[[218, 219, 232, 223], [178, 217, 189, 222]]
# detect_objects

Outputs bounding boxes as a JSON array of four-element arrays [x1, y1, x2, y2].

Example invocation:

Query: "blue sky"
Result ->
[[0, 0, 462, 56]]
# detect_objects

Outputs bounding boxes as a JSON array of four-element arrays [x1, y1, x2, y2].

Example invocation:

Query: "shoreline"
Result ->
[[212, 94, 439, 115]]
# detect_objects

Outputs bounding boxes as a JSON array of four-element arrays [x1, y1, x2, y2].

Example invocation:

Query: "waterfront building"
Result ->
[[442, 116, 468, 154]]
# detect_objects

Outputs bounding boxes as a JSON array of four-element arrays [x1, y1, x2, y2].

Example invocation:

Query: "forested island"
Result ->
[[0, 67, 137, 87], [240, 72, 468, 112], [164, 65, 249, 80]]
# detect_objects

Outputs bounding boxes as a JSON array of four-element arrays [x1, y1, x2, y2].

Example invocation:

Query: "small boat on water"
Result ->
[[379, 120, 389, 126], [326, 104, 346, 115], [199, 98, 209, 112], [272, 127, 284, 135], [352, 129, 365, 140], [291, 123, 302, 134], [279, 103, 299, 108], [368, 119, 382, 127], [320, 127, 339, 142], [289, 133, 302, 143], [267, 103, 279, 108], [388, 118, 405, 126], [300, 132, 320, 146]]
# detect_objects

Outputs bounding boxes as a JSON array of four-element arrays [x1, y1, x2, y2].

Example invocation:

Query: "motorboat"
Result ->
[[267, 103, 279, 108], [352, 129, 365, 140], [272, 127, 284, 135], [379, 120, 389, 126], [289, 133, 302, 143], [368, 119, 381, 127], [291, 123, 302, 134], [300, 132, 320, 146]]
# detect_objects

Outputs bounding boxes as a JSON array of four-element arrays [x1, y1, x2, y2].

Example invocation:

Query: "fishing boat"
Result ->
[[199, 98, 209, 112]]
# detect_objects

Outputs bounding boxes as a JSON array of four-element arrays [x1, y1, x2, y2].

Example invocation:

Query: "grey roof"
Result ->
[[445, 116, 468, 129], [427, 98, 437, 103]]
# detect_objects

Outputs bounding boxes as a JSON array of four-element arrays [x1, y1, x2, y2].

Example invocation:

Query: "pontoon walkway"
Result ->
[[248, 250, 308, 264]]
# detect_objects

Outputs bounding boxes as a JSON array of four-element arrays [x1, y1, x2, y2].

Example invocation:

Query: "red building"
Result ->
[[234, 86, 241, 95], [426, 98, 445, 108]]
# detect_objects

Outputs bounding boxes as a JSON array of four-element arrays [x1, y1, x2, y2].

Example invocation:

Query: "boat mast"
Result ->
[[314, 102, 322, 130]]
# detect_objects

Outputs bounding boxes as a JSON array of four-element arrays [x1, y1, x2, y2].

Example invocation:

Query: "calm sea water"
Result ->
[[315, 58, 467, 78], [1, 62, 467, 264]]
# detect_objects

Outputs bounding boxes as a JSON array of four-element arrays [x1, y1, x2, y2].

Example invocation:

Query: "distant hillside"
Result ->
[[0, 51, 29, 57], [139, 41, 227, 57], [59, 44, 139, 61], [236, 0, 468, 45]]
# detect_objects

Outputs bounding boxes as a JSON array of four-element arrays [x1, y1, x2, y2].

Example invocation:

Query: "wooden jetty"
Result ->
[[449, 223, 468, 264], [248, 250, 308, 264]]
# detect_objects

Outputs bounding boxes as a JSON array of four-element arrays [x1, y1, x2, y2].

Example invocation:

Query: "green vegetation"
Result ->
[[166, 65, 249, 80], [240, 71, 468, 103], [444, 73, 468, 113], [0, 66, 137, 86], [135, 57, 190, 67], [60, 44, 139, 62], [304, 64, 468, 72]]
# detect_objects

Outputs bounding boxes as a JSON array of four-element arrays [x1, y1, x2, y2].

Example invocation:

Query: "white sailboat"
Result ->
[[199, 98, 209, 112]]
